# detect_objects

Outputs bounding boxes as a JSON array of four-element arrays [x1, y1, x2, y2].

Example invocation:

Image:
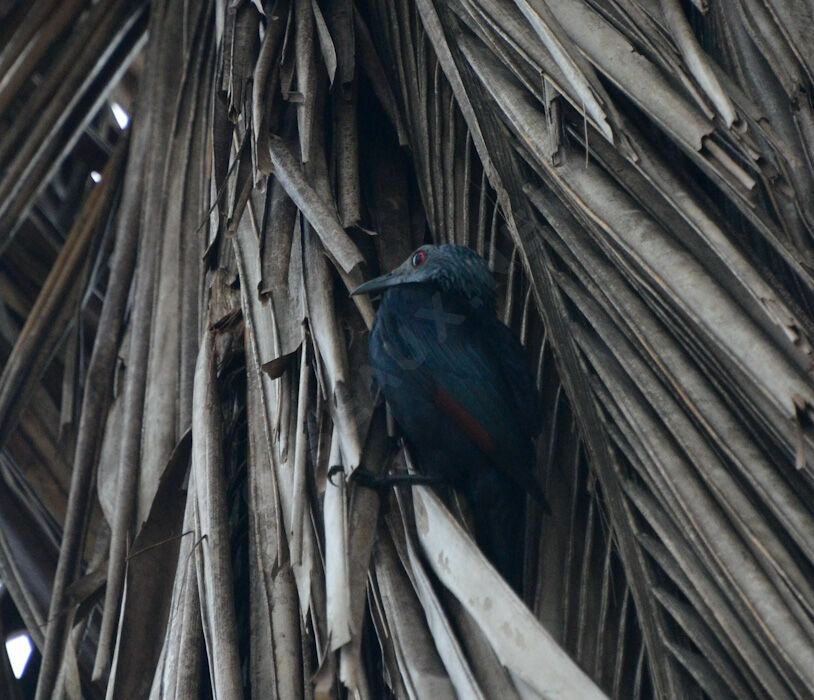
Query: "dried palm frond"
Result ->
[[0, 0, 812, 698]]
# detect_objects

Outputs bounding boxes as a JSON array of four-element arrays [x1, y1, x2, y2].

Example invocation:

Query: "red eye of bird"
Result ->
[[411, 250, 427, 267]]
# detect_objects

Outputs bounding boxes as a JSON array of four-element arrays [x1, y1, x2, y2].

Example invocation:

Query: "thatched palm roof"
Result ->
[[0, 0, 812, 697]]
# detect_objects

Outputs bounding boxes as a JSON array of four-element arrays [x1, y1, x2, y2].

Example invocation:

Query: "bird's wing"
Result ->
[[482, 318, 542, 440], [380, 308, 542, 498]]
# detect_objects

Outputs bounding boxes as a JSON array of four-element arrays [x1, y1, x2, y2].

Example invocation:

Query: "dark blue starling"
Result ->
[[352, 244, 544, 589]]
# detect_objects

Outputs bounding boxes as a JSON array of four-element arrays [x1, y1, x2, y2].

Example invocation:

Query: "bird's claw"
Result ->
[[327, 464, 344, 486]]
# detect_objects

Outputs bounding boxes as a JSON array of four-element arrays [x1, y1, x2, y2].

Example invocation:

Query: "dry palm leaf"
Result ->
[[0, 0, 812, 698]]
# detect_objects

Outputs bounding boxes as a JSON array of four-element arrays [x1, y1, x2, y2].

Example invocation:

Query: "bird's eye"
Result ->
[[411, 250, 427, 267]]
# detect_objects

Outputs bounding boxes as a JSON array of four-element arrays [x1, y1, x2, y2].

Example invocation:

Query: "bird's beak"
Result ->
[[351, 271, 401, 296]]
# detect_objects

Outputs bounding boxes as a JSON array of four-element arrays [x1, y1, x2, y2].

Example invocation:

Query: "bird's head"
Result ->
[[352, 244, 496, 311]]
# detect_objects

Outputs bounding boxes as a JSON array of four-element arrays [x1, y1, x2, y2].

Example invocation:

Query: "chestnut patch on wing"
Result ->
[[434, 387, 495, 454]]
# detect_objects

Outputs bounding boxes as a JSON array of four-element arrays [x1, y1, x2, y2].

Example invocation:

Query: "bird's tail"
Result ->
[[465, 471, 527, 593]]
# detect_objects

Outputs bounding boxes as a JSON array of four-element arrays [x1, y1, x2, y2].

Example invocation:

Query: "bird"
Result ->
[[351, 244, 545, 591]]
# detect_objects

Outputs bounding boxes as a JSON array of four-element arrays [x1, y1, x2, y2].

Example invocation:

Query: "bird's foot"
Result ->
[[350, 467, 448, 490], [327, 464, 345, 486]]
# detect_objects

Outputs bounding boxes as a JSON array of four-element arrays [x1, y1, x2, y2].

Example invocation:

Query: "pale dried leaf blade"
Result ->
[[192, 332, 243, 699], [411, 487, 607, 699]]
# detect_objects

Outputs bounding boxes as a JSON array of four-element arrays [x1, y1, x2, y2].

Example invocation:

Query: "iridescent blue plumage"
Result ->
[[353, 244, 544, 589]]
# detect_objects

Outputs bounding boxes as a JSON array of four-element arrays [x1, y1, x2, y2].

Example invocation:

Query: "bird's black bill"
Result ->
[[351, 271, 399, 296]]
